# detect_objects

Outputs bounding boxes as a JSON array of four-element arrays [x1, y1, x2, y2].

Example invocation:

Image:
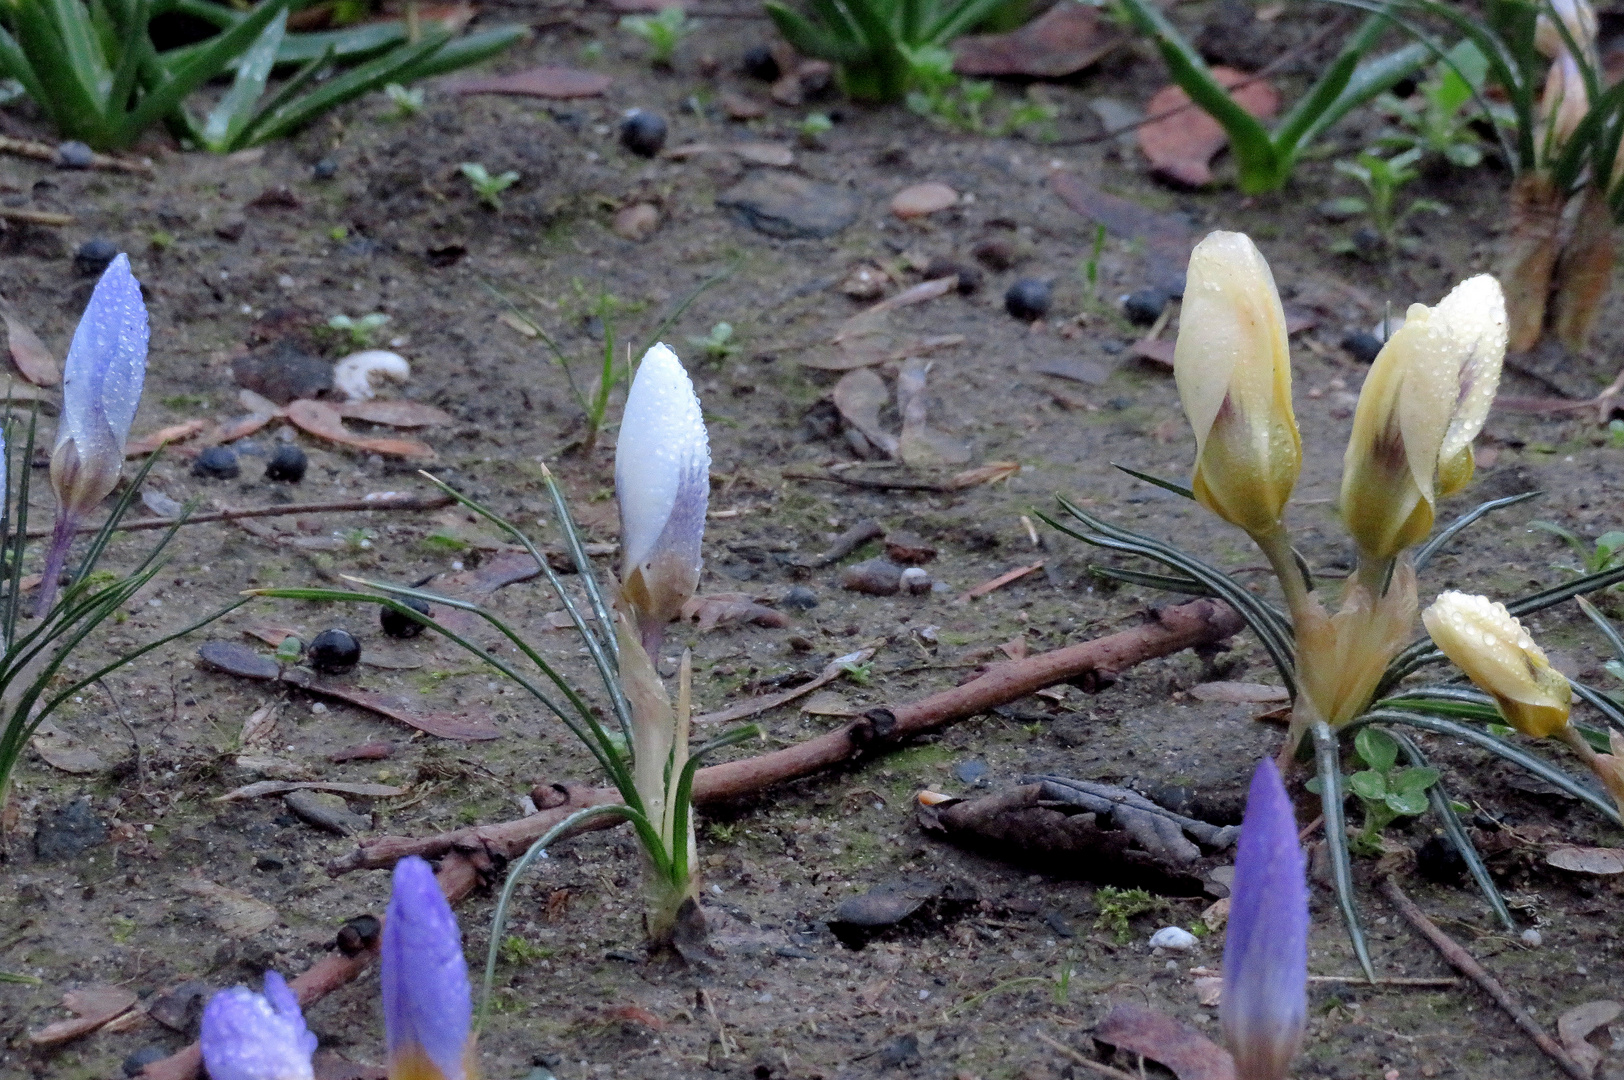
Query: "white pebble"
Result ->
[[334, 350, 410, 401], [1520, 928, 1542, 947], [310, 702, 327, 715], [901, 567, 931, 595], [1150, 926, 1198, 951]]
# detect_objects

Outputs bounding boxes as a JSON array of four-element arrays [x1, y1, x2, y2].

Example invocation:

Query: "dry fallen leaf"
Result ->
[[1193, 975, 1224, 1007], [832, 369, 899, 457], [949, 461, 1021, 489], [176, 878, 279, 937], [1201, 896, 1230, 932], [1138, 67, 1280, 187], [890, 182, 958, 219], [335, 399, 454, 428], [30, 721, 110, 774], [286, 399, 435, 459], [1547, 845, 1624, 875], [126, 419, 210, 457], [1, 301, 60, 386], [680, 593, 791, 631], [1095, 1003, 1235, 1080], [801, 690, 859, 717], [1557, 1000, 1622, 1077], [216, 779, 407, 802], [27, 986, 137, 1047], [954, 1, 1122, 78], [1189, 681, 1291, 704], [239, 703, 280, 750]]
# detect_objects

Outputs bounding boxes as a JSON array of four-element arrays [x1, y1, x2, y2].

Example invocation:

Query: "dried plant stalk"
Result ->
[[1550, 185, 1616, 353], [1499, 173, 1567, 353]]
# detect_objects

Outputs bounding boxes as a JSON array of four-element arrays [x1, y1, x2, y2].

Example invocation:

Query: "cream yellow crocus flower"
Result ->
[[1174, 231, 1301, 542], [1340, 276, 1507, 575], [1422, 592, 1572, 738]]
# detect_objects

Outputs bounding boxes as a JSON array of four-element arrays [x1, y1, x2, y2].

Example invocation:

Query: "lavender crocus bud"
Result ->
[[381, 855, 473, 1080], [199, 971, 316, 1080], [615, 342, 710, 654], [1222, 758, 1308, 1080], [51, 253, 148, 522]]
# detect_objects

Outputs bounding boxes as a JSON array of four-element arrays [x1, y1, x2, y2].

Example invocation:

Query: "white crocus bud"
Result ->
[[615, 343, 710, 655]]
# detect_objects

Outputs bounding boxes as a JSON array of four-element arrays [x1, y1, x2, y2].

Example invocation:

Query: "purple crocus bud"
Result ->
[[1222, 758, 1309, 1080], [199, 971, 316, 1080], [614, 342, 709, 656], [36, 252, 148, 612], [381, 855, 472, 1080]]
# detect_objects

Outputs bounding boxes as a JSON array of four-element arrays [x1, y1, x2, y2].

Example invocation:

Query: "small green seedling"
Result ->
[[1373, 41, 1495, 168], [901, 44, 1054, 137], [1530, 521, 1624, 584], [619, 8, 692, 67], [841, 660, 876, 685], [1325, 148, 1446, 255], [687, 322, 739, 360], [1309, 729, 1440, 856], [460, 162, 519, 209], [327, 312, 391, 349], [798, 112, 834, 147], [276, 636, 304, 664], [1093, 886, 1163, 944], [384, 82, 426, 118], [1083, 224, 1108, 294]]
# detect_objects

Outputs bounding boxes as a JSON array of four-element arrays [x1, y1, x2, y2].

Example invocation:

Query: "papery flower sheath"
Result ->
[[1173, 231, 1300, 539], [615, 342, 710, 653], [200, 971, 316, 1080], [1222, 758, 1309, 1080], [381, 856, 474, 1080], [1422, 591, 1572, 739]]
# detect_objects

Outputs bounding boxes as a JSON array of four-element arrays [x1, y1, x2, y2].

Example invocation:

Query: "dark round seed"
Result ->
[[73, 238, 119, 276], [780, 585, 818, 611], [57, 141, 94, 169], [312, 158, 338, 180], [620, 110, 668, 158], [1004, 277, 1052, 322], [308, 628, 361, 675], [1122, 287, 1169, 326], [741, 44, 780, 82], [1416, 834, 1466, 884], [192, 446, 240, 479], [1340, 330, 1383, 364], [265, 443, 308, 483], [335, 914, 381, 956], [380, 596, 432, 638]]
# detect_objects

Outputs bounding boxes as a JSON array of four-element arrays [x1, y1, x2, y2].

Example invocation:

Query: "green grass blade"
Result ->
[[1414, 491, 1541, 571], [9, 0, 108, 141], [201, 7, 285, 151], [1575, 596, 1624, 665], [667, 723, 760, 888], [1111, 463, 1194, 501], [765, 2, 864, 63], [1313, 721, 1375, 981], [1088, 565, 1216, 597], [388, 24, 526, 82], [1507, 564, 1624, 619], [1290, 41, 1429, 155], [121, 0, 292, 139], [636, 263, 736, 360], [0, 25, 51, 108], [540, 468, 621, 667], [1572, 681, 1624, 733]]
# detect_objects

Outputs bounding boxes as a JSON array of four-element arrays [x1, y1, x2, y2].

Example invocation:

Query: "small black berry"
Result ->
[[192, 446, 240, 479], [741, 45, 780, 82], [265, 443, 308, 483], [1122, 287, 1169, 326], [620, 110, 668, 158], [380, 596, 432, 638], [1004, 277, 1052, 322], [73, 238, 118, 276], [308, 628, 361, 675], [1340, 330, 1384, 365]]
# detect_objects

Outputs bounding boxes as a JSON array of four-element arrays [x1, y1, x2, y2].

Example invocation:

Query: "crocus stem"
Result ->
[[33, 511, 78, 617], [1254, 526, 1315, 627], [1354, 554, 1393, 600]]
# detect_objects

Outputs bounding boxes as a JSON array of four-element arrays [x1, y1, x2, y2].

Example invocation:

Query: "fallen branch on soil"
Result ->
[[0, 207, 74, 226], [28, 493, 455, 538], [139, 598, 1243, 1080], [1497, 364, 1624, 425], [1381, 877, 1589, 1080], [0, 134, 154, 175], [1034, 1031, 1142, 1080], [329, 597, 1244, 873]]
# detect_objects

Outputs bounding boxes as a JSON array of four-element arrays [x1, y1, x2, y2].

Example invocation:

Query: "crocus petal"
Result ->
[[615, 342, 710, 633], [199, 971, 316, 1080], [1222, 758, 1308, 1080], [381, 856, 472, 1080], [1422, 591, 1571, 738]]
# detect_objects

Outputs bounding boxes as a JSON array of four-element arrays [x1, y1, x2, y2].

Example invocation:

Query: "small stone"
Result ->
[[741, 44, 781, 82], [254, 855, 284, 871], [891, 182, 958, 219], [33, 797, 107, 861], [971, 235, 1018, 271], [57, 141, 94, 169], [717, 172, 859, 239], [234, 340, 334, 404], [73, 238, 119, 276], [215, 217, 247, 242], [770, 71, 805, 106], [264, 443, 308, 483], [284, 789, 370, 836], [1416, 834, 1466, 884], [840, 558, 905, 595], [122, 1046, 168, 1077], [921, 256, 981, 294], [900, 567, 931, 594], [780, 585, 819, 611], [1340, 330, 1383, 364], [1149, 926, 1198, 950], [1004, 278, 1052, 321], [148, 981, 209, 1035], [335, 914, 381, 956], [954, 759, 988, 784], [308, 628, 361, 675], [612, 202, 660, 241], [1122, 287, 1169, 326], [839, 263, 888, 300], [877, 1034, 922, 1069], [312, 158, 338, 180], [191, 446, 240, 480], [380, 596, 432, 638], [620, 110, 668, 157], [1520, 928, 1542, 947], [795, 59, 833, 97]]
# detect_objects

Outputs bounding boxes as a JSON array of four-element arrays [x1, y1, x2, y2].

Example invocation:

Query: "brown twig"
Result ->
[[141, 599, 1245, 1080], [1034, 1031, 1139, 1080], [1380, 878, 1589, 1080], [0, 207, 74, 226], [26, 493, 455, 538], [0, 134, 155, 175], [328, 597, 1245, 873]]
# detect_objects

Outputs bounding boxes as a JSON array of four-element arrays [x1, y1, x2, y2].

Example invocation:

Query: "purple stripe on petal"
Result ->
[[1222, 758, 1308, 1080], [200, 971, 316, 1080], [382, 856, 471, 1080]]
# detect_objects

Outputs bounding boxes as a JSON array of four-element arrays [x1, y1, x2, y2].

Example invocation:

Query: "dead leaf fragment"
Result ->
[[30, 721, 110, 774], [1138, 68, 1280, 188], [176, 878, 279, 937], [1095, 1003, 1236, 1080], [126, 419, 210, 457], [1547, 845, 1624, 875], [1, 301, 60, 386], [680, 593, 791, 631], [1188, 681, 1290, 704], [239, 703, 280, 750], [954, 1, 1122, 77], [949, 461, 1020, 489], [445, 67, 611, 98], [27, 986, 138, 1046], [1557, 1000, 1621, 1077], [216, 779, 406, 802], [286, 399, 434, 459], [801, 690, 859, 717], [891, 182, 958, 219], [1193, 975, 1223, 1007], [335, 399, 454, 428], [832, 368, 899, 457]]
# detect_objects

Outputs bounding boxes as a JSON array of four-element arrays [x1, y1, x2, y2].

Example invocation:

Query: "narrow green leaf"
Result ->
[[202, 8, 285, 151], [1414, 490, 1540, 570], [1112, 463, 1195, 501], [1313, 721, 1376, 981]]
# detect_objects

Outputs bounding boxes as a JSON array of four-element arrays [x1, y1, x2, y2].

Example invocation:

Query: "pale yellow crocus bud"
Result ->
[[1422, 592, 1572, 739], [1173, 231, 1300, 539], [1340, 276, 1507, 564], [1536, 0, 1597, 59], [1537, 51, 1589, 164]]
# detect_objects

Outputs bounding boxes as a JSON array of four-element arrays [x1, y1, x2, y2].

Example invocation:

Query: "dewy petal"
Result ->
[[1222, 758, 1308, 1080], [59, 253, 148, 460], [381, 856, 472, 1080], [616, 342, 709, 572], [1433, 275, 1507, 475], [199, 972, 316, 1080], [1422, 591, 1571, 738]]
